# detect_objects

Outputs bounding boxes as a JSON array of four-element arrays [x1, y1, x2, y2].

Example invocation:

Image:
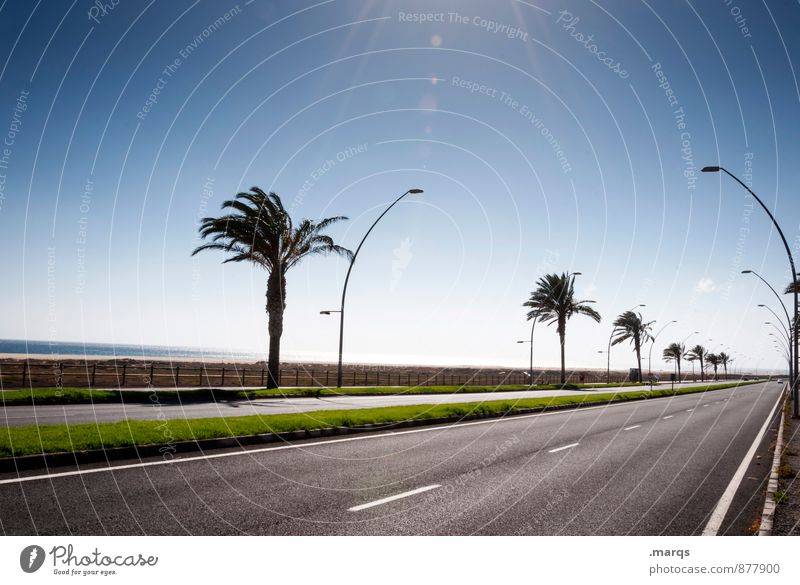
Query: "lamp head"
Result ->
[[741, 270, 752, 274], [408, 188, 424, 194], [701, 166, 720, 172]]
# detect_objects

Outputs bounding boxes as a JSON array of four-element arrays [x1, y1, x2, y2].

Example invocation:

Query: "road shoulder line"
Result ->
[[702, 385, 785, 536]]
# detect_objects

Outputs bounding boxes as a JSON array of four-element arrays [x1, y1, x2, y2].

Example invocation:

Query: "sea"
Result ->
[[0, 339, 265, 361]]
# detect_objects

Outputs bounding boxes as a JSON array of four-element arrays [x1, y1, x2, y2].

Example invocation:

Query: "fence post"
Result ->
[[221, 367, 225, 386], [91, 363, 97, 388], [295, 369, 299, 386], [175, 365, 180, 386], [21, 361, 28, 387], [242, 368, 246, 387], [260, 368, 265, 387], [325, 370, 329, 387]]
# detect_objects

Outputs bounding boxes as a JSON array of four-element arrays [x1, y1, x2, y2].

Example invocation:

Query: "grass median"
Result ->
[[0, 381, 649, 405], [0, 381, 761, 458]]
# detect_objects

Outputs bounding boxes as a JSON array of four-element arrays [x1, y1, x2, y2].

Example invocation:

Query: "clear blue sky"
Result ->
[[0, 0, 798, 373]]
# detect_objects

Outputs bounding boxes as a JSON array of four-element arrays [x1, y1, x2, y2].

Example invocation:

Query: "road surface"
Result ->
[[1, 380, 733, 427], [0, 381, 783, 535]]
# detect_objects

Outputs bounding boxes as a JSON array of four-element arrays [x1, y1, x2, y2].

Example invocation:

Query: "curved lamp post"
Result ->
[[517, 317, 537, 386], [703, 165, 798, 416], [744, 270, 794, 394], [323, 188, 423, 387]]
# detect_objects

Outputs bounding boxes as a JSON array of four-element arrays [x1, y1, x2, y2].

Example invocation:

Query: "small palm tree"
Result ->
[[523, 272, 601, 384], [611, 311, 654, 383], [662, 342, 685, 381], [706, 353, 721, 380], [718, 352, 733, 378], [686, 345, 707, 382], [192, 187, 352, 388]]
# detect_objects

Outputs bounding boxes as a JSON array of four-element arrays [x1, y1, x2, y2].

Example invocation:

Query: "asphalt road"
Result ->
[[0, 381, 784, 535], [1, 380, 729, 427]]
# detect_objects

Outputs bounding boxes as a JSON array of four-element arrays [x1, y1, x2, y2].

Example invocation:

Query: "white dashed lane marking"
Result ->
[[548, 443, 579, 453], [348, 484, 441, 512]]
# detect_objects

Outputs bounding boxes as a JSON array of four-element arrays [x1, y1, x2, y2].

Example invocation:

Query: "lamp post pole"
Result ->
[[324, 188, 423, 388], [517, 318, 537, 386], [744, 270, 794, 400], [703, 166, 798, 416]]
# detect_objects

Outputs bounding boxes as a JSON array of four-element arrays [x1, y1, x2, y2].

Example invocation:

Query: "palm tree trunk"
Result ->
[[265, 269, 286, 389], [700, 357, 705, 382], [559, 317, 566, 385], [677, 359, 681, 382], [635, 338, 642, 383]]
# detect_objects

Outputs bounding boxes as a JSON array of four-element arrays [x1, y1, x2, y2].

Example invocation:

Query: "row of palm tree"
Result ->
[[523, 272, 739, 385], [661, 343, 734, 382], [189, 187, 755, 391]]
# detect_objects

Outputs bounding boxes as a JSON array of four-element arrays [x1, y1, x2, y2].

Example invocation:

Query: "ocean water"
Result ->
[[0, 339, 264, 360]]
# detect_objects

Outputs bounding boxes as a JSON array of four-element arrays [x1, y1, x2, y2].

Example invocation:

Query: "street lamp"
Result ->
[[703, 165, 798, 416], [759, 305, 790, 340], [682, 331, 699, 344], [324, 188, 424, 387], [744, 271, 794, 396], [648, 320, 677, 376], [517, 317, 537, 386], [765, 321, 790, 346]]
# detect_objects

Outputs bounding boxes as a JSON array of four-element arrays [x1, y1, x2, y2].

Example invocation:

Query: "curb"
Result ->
[[0, 382, 759, 473], [758, 388, 787, 536]]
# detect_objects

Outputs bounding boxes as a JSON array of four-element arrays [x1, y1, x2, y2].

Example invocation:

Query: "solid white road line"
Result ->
[[0, 383, 758, 486], [623, 425, 641, 431], [686, 408, 694, 412], [663, 416, 674, 420], [348, 485, 441, 512], [702, 385, 785, 536], [548, 443, 579, 453]]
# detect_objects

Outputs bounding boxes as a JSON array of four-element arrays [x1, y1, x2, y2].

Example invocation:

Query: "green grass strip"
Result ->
[[0, 381, 650, 405], [0, 381, 760, 458]]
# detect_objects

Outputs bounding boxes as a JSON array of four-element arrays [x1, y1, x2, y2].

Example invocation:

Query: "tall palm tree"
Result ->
[[523, 272, 601, 384], [662, 342, 685, 381], [718, 352, 733, 378], [192, 187, 352, 388], [611, 311, 654, 383], [706, 353, 721, 380], [686, 345, 707, 382]]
